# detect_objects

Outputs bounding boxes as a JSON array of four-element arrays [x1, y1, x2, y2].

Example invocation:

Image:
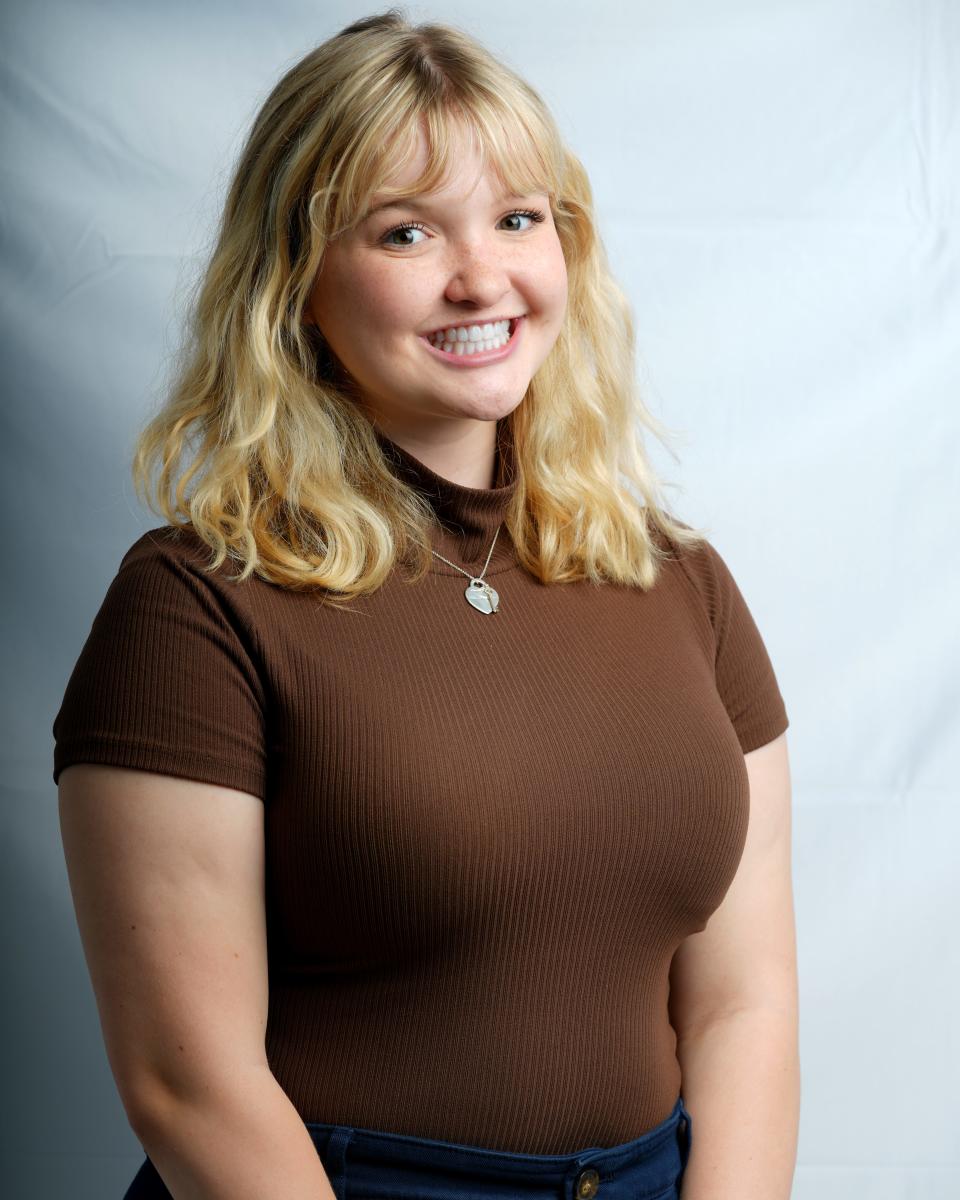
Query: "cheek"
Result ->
[[313, 256, 409, 334], [350, 262, 404, 316], [545, 250, 569, 317], [536, 232, 568, 290]]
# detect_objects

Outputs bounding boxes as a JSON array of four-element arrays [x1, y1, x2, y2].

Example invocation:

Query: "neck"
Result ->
[[372, 417, 519, 569], [368, 417, 498, 490]]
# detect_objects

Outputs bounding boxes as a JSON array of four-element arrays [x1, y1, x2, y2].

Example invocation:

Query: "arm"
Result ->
[[58, 763, 336, 1200], [668, 732, 800, 1199]]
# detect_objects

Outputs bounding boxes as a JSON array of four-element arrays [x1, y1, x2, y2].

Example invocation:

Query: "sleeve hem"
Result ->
[[53, 737, 266, 801], [736, 712, 790, 756]]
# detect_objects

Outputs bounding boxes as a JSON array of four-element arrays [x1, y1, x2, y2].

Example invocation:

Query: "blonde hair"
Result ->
[[132, 7, 707, 609]]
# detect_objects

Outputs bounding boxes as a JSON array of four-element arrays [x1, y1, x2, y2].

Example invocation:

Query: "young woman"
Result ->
[[54, 9, 798, 1199]]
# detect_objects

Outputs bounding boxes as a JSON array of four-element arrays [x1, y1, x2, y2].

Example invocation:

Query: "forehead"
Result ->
[[366, 112, 549, 211], [388, 117, 468, 181]]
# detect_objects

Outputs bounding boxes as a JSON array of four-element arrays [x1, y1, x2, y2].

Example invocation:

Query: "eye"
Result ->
[[378, 208, 547, 248], [499, 209, 547, 233], [379, 220, 429, 248]]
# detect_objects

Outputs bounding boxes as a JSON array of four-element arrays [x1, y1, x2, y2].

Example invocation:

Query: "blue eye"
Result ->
[[379, 208, 547, 248]]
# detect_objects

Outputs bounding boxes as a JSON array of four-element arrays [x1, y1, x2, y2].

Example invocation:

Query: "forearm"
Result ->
[[676, 1008, 800, 1200], [127, 1065, 336, 1200]]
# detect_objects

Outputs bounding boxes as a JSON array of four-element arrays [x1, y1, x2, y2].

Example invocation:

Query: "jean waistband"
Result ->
[[305, 1094, 692, 1200]]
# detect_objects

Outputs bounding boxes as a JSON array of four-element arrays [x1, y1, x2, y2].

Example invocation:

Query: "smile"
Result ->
[[419, 317, 523, 367]]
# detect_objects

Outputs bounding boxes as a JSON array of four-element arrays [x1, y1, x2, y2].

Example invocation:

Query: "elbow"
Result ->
[[675, 999, 799, 1053], [116, 1069, 182, 1141]]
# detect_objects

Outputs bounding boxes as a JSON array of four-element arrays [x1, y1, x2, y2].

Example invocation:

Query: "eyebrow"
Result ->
[[363, 192, 539, 221]]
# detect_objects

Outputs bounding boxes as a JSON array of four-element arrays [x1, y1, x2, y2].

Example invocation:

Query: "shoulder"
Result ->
[[94, 525, 270, 642], [118, 524, 219, 572], [644, 513, 767, 649], [644, 511, 721, 603], [112, 525, 259, 601]]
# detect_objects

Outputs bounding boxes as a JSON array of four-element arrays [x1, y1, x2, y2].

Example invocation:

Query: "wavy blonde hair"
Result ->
[[132, 7, 707, 609]]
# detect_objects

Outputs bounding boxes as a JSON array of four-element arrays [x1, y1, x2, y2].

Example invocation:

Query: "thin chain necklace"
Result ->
[[430, 525, 502, 614]]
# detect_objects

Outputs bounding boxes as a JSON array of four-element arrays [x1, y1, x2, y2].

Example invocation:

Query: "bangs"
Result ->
[[342, 96, 560, 230]]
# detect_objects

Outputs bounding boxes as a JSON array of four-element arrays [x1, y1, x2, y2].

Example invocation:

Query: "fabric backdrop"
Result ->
[[3, 2, 957, 1196]]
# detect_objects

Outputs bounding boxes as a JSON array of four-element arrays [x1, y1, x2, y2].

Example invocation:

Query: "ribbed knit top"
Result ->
[[52, 419, 789, 1155]]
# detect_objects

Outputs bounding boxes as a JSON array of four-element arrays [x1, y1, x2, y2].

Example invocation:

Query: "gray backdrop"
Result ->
[[3, 1, 958, 1196]]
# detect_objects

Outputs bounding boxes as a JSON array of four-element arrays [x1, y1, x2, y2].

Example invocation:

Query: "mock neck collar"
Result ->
[[373, 420, 518, 570]]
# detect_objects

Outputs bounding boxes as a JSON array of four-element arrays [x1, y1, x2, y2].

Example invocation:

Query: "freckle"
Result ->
[[130, 925, 136, 930], [178, 1045, 184, 1052]]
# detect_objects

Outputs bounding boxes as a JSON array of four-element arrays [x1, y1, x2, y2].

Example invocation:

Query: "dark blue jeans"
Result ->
[[305, 1095, 693, 1200], [123, 1095, 693, 1199]]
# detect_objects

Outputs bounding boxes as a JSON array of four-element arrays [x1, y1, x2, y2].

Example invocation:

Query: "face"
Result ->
[[306, 122, 568, 435]]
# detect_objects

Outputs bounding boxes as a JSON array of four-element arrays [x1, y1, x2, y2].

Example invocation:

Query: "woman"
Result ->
[[54, 8, 799, 1199]]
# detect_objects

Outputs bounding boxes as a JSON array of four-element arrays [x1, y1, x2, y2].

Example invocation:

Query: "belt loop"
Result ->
[[324, 1126, 354, 1200]]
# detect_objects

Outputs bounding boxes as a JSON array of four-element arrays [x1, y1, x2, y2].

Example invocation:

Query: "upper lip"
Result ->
[[421, 315, 524, 337]]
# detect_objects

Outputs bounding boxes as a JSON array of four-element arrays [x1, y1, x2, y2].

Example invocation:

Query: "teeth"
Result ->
[[428, 318, 513, 354]]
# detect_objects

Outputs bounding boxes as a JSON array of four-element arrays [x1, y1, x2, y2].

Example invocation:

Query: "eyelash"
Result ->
[[379, 208, 547, 247]]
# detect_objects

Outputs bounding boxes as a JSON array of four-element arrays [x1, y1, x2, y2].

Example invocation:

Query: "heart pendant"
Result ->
[[465, 578, 500, 614]]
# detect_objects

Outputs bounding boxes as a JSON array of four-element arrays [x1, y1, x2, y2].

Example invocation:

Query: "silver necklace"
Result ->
[[430, 525, 502, 614]]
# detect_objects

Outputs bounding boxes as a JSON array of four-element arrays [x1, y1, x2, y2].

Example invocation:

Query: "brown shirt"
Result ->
[[53, 421, 789, 1154]]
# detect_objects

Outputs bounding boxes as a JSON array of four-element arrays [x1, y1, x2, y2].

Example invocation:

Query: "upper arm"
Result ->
[[668, 730, 797, 1038], [58, 763, 269, 1126]]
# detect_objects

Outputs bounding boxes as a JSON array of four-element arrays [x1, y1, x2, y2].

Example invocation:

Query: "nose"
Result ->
[[442, 242, 511, 311]]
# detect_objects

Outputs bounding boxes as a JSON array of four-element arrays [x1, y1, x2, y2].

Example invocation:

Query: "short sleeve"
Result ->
[[691, 537, 790, 754], [52, 531, 268, 799]]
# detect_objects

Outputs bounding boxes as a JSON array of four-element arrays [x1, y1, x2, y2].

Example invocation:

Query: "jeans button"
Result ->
[[575, 1167, 600, 1197]]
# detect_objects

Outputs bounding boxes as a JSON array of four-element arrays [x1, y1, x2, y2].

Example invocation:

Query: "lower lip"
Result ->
[[418, 317, 524, 367]]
